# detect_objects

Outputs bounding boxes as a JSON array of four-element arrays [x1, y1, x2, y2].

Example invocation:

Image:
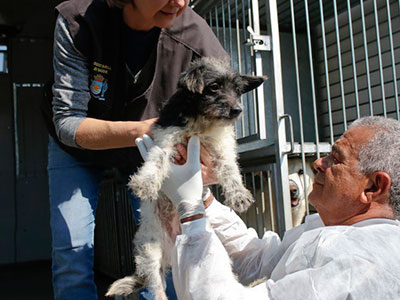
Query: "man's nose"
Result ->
[[313, 157, 325, 174], [169, 0, 187, 8]]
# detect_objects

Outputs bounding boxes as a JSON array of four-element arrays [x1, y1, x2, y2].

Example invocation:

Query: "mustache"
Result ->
[[313, 175, 324, 185]]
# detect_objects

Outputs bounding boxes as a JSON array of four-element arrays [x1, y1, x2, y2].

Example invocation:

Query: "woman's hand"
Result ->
[[75, 117, 158, 150], [137, 117, 158, 138]]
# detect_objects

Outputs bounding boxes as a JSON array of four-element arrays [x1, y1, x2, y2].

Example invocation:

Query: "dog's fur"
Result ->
[[288, 158, 314, 227], [106, 57, 266, 299]]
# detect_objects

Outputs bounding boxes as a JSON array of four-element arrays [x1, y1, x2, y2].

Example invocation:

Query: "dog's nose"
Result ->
[[230, 106, 242, 118], [290, 188, 298, 199]]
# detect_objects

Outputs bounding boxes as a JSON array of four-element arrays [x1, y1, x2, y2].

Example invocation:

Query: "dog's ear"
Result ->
[[240, 75, 268, 94], [179, 66, 205, 94]]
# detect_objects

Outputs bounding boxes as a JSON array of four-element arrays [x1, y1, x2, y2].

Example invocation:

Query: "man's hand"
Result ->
[[135, 135, 205, 221], [174, 140, 218, 186]]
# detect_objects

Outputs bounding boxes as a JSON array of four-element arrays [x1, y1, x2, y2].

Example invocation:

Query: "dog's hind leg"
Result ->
[[106, 200, 168, 299], [135, 200, 169, 300]]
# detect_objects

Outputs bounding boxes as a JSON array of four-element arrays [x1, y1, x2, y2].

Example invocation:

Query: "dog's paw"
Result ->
[[224, 188, 254, 213]]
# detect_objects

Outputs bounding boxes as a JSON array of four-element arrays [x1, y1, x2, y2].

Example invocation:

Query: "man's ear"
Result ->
[[179, 66, 205, 94], [240, 75, 268, 94], [360, 171, 391, 204]]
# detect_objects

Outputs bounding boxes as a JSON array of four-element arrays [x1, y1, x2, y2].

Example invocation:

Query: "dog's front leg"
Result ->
[[129, 146, 172, 201], [213, 137, 254, 213], [215, 160, 254, 213]]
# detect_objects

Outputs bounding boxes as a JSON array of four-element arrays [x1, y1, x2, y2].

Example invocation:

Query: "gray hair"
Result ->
[[349, 116, 400, 218]]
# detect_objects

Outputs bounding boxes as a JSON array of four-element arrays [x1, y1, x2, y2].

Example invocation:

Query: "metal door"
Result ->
[[192, 0, 294, 236], [12, 82, 51, 262], [11, 35, 53, 262]]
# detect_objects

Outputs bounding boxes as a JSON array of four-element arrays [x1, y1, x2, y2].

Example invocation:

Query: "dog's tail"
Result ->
[[105, 275, 145, 297]]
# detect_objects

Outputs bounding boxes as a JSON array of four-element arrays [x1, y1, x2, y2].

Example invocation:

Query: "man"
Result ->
[[161, 116, 400, 299]]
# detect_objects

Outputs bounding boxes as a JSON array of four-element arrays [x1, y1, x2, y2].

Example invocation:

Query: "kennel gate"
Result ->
[[192, 0, 400, 237]]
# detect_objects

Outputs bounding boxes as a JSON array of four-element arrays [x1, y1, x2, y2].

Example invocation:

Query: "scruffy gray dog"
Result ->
[[106, 57, 266, 299]]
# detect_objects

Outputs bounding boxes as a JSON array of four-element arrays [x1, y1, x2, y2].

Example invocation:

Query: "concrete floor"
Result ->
[[0, 260, 117, 300]]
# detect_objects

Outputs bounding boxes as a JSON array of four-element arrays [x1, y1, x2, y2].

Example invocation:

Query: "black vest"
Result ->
[[42, 0, 227, 173]]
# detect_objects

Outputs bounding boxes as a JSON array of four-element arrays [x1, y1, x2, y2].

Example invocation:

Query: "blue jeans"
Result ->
[[48, 138, 177, 300]]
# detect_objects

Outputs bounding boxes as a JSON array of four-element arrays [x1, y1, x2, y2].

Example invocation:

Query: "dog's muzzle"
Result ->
[[289, 179, 301, 207]]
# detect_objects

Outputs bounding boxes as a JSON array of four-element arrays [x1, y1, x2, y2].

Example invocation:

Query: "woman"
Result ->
[[42, 0, 227, 299]]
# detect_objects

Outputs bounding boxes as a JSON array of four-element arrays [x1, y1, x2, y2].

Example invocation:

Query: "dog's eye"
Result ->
[[208, 83, 220, 92]]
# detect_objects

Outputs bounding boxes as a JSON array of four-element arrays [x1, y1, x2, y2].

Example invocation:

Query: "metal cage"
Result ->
[[193, 0, 400, 237]]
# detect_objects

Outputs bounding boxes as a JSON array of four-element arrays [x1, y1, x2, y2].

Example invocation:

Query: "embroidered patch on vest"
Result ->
[[90, 62, 111, 101], [90, 74, 108, 101]]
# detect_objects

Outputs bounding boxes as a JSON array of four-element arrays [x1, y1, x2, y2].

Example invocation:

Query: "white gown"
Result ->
[[172, 199, 400, 300]]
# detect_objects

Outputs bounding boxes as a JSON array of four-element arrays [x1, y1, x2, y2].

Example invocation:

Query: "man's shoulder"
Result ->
[[292, 221, 400, 278], [299, 220, 400, 257]]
